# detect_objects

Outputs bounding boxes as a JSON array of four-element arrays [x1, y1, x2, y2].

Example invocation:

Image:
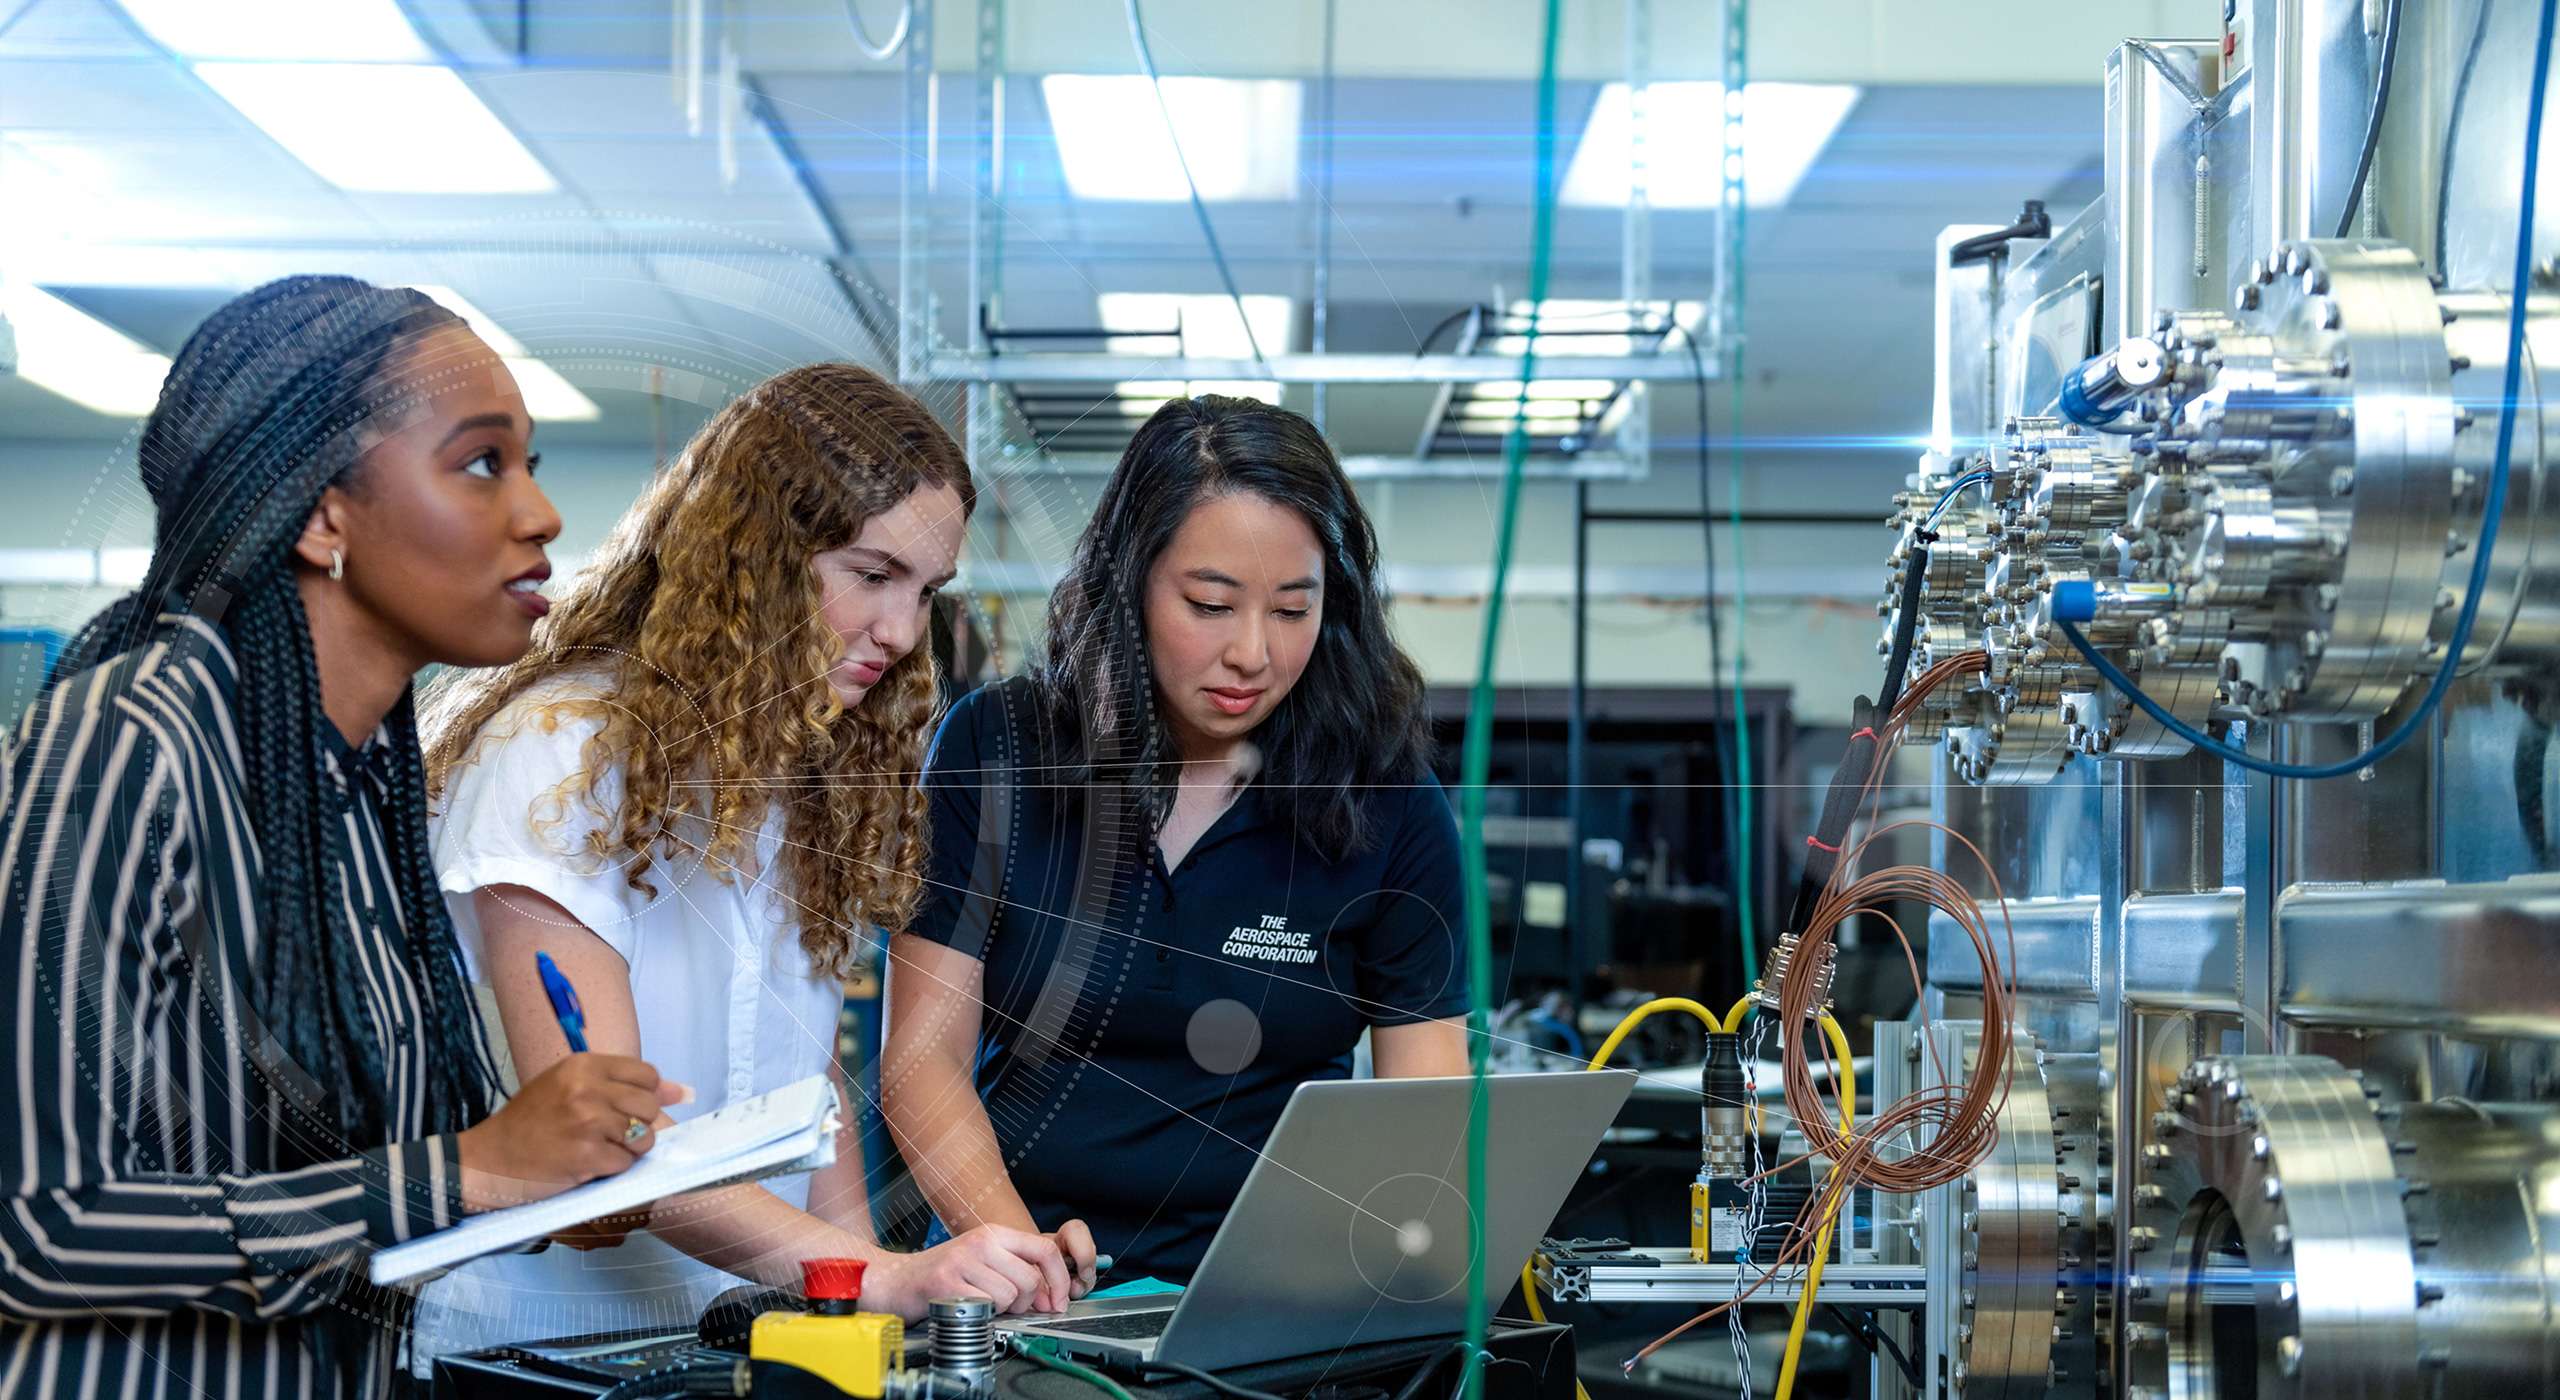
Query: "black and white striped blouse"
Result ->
[[0, 613, 460, 1398]]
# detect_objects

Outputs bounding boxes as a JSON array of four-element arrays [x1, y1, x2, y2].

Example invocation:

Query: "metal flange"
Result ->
[[2385, 1098, 2560, 1399], [2124, 1056, 2421, 1399], [1919, 1029, 2114, 1400]]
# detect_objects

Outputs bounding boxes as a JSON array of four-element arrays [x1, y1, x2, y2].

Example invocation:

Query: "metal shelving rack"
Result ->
[[889, 0, 1742, 482]]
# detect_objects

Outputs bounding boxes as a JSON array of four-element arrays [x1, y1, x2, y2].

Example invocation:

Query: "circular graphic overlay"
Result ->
[[1185, 998, 1265, 1075], [1349, 1172, 1480, 1304]]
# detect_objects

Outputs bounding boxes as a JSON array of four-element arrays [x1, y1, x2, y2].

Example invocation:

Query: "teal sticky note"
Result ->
[[1090, 1277, 1185, 1299]]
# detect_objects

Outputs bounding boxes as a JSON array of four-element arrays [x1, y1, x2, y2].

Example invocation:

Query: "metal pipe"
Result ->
[[923, 351, 1715, 383], [1312, 0, 1335, 431], [2107, 41, 2217, 343], [895, 0, 934, 384], [1583, 509, 1875, 526], [2254, 0, 2371, 260], [968, 0, 1002, 359], [2240, 722, 2280, 1051], [1412, 307, 1484, 460], [2377, 0, 2456, 275], [1566, 481, 1589, 1018], [1618, 0, 1652, 494]]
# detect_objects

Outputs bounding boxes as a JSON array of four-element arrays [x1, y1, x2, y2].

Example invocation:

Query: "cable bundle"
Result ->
[[1626, 650, 2012, 1371]]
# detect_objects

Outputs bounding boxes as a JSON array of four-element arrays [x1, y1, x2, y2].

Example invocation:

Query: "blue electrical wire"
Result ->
[[1525, 1011, 1586, 1059], [1923, 470, 1993, 528], [2060, 0, 2555, 782]]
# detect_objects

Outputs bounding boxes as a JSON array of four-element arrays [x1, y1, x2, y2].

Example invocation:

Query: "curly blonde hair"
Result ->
[[424, 363, 975, 975]]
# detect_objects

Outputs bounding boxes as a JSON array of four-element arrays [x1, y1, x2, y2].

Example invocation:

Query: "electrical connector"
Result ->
[[1754, 930, 1838, 1019], [1700, 1031, 1749, 1179]]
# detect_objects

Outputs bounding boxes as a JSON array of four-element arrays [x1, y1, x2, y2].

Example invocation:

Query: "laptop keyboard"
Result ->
[[1037, 1311, 1176, 1341]]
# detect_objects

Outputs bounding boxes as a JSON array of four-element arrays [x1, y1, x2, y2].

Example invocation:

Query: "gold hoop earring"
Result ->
[[328, 548, 345, 581]]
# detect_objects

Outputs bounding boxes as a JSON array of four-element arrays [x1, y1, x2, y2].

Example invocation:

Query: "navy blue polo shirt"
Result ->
[[908, 677, 1468, 1280]]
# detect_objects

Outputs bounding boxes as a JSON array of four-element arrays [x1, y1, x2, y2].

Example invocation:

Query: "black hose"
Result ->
[[1411, 305, 1493, 357], [1948, 200, 2051, 267], [1822, 1304, 1922, 1388], [2335, 0, 2406, 238], [1874, 535, 1932, 718], [1142, 1360, 1290, 1400], [1386, 1344, 1464, 1400], [1380, 1343, 1526, 1400], [1772, 528, 1929, 950], [595, 1357, 747, 1400], [2436, 0, 2497, 271], [1672, 326, 1748, 978]]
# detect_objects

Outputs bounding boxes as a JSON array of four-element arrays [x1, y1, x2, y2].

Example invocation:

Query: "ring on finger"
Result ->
[[623, 1118, 648, 1145]]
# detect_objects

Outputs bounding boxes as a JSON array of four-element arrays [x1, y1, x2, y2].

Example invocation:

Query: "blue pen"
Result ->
[[536, 951, 589, 1054]]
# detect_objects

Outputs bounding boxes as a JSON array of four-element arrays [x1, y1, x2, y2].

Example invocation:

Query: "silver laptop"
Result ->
[[996, 1070, 1635, 1372]]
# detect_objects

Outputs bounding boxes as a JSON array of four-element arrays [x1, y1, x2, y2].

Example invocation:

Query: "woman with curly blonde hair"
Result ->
[[411, 363, 1080, 1366]]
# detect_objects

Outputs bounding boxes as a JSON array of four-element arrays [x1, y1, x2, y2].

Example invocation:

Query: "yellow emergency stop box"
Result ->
[[750, 1310, 905, 1398]]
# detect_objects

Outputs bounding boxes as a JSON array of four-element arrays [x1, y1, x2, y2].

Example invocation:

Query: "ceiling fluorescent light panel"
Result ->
[[1096, 293, 1291, 404], [408, 286, 601, 422], [129, 0, 557, 197], [116, 0, 435, 62], [1496, 297, 1703, 355], [1561, 81, 1859, 209], [1044, 75, 1301, 202], [195, 63, 557, 194], [0, 284, 174, 417]]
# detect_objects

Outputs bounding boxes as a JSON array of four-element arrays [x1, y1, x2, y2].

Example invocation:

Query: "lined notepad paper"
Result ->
[[370, 1073, 840, 1286]]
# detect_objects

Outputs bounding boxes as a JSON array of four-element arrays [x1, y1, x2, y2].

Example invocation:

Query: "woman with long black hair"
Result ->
[[0, 277, 683, 1397], [882, 394, 1469, 1283]]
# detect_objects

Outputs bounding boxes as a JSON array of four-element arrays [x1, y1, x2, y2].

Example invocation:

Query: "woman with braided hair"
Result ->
[[0, 276, 687, 1398], [413, 362, 1081, 1368]]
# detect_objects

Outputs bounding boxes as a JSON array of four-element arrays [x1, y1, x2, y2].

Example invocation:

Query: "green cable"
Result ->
[[1727, 361, 1756, 983], [1721, 0, 1758, 989], [1015, 1342, 1139, 1400], [1457, 1, 1564, 1396]]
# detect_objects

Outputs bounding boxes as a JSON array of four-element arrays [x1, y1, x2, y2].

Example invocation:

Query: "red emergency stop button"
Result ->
[[802, 1257, 868, 1305]]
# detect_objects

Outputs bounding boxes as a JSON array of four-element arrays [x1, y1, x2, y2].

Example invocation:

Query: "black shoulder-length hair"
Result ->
[[1034, 394, 1432, 862]]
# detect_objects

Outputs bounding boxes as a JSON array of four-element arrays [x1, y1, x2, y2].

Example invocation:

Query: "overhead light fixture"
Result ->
[[1493, 298, 1704, 355], [119, 0, 550, 194], [409, 286, 602, 422], [1097, 292, 1292, 405], [195, 64, 556, 194], [0, 283, 173, 417], [1466, 378, 1621, 401], [1043, 75, 1301, 202], [1561, 81, 1859, 210], [116, 0, 435, 62], [1456, 399, 1586, 420]]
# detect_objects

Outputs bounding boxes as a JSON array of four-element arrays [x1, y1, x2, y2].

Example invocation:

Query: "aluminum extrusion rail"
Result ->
[[1534, 1248, 1927, 1308]]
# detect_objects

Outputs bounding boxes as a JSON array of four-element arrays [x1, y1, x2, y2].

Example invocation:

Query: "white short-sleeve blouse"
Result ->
[[412, 674, 848, 1369]]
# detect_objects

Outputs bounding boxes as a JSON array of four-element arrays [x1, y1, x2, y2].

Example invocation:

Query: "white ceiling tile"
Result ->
[[467, 68, 834, 251]]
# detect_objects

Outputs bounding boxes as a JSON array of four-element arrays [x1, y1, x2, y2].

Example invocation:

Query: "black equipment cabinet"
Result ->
[[1423, 684, 1795, 1015], [432, 1321, 1578, 1400]]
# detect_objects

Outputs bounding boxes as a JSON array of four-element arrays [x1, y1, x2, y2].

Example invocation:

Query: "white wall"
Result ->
[[0, 437, 1894, 724], [0, 437, 698, 634]]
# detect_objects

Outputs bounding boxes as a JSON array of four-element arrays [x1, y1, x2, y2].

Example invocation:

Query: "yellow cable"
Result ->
[[1773, 1013, 1857, 1400], [1547, 997, 1854, 1395], [1529, 996, 1729, 1400], [1588, 996, 1729, 1068], [1575, 995, 1850, 1396]]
